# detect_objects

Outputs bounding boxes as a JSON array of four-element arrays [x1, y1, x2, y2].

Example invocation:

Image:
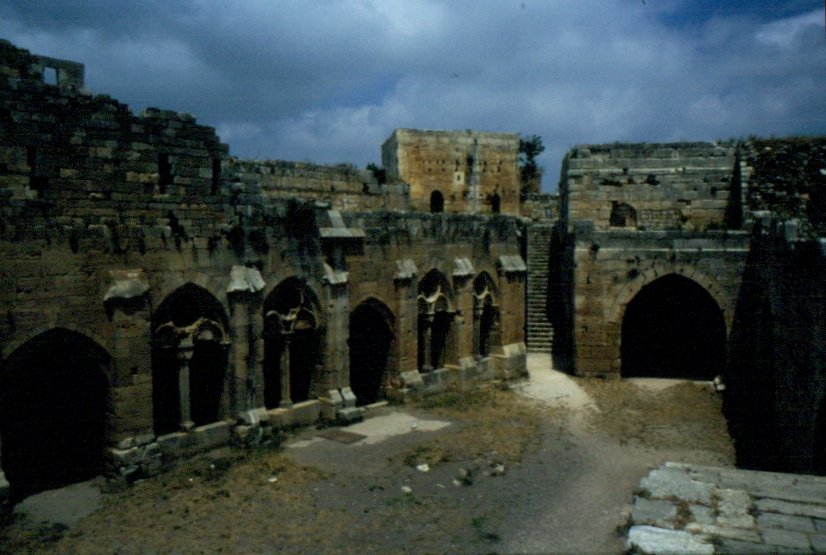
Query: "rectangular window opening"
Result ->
[[158, 153, 172, 194], [43, 67, 58, 86], [211, 157, 221, 194], [27, 147, 46, 198]]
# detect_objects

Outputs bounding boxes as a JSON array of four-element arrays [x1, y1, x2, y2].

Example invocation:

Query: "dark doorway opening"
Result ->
[[430, 190, 444, 213], [0, 329, 110, 498], [349, 300, 395, 405], [491, 193, 501, 214], [151, 283, 229, 435], [478, 305, 498, 357], [621, 274, 725, 379]]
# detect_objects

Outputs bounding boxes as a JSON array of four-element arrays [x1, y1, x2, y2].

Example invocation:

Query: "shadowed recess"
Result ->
[[0, 329, 110, 498], [621, 274, 725, 380]]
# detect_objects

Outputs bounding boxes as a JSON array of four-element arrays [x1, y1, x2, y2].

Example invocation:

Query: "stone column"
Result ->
[[473, 304, 484, 359], [229, 298, 249, 416], [422, 312, 434, 372], [177, 335, 195, 431], [279, 331, 293, 408]]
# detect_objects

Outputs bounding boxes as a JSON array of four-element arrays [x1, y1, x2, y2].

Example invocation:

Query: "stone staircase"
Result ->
[[526, 223, 554, 353]]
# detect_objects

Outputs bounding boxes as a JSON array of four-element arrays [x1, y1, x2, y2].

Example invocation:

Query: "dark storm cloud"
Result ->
[[2, 1, 824, 190]]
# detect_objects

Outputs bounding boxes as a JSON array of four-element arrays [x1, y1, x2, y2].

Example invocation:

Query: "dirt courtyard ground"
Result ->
[[1, 354, 735, 554]]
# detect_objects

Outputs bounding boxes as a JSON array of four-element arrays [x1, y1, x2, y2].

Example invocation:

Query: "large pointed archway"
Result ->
[[349, 298, 395, 405], [621, 274, 725, 380], [0, 329, 110, 497], [152, 283, 230, 435]]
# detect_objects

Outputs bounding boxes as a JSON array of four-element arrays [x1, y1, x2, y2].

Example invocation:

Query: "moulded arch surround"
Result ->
[[473, 270, 499, 300], [152, 282, 230, 329], [2, 322, 112, 361], [608, 264, 734, 333], [153, 273, 230, 321], [418, 268, 455, 312], [264, 276, 325, 330]]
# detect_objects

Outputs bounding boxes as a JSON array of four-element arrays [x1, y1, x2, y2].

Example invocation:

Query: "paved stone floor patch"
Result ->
[[316, 429, 367, 444], [628, 462, 826, 553]]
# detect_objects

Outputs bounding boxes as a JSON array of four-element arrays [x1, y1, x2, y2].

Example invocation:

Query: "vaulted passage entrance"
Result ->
[[349, 299, 395, 405], [621, 274, 725, 380], [152, 283, 230, 435], [0, 329, 110, 497]]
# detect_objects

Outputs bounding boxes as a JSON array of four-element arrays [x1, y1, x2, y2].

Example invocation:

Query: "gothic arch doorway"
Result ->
[[0, 329, 110, 497], [349, 299, 395, 405], [152, 283, 230, 435], [621, 274, 725, 379], [263, 278, 324, 408]]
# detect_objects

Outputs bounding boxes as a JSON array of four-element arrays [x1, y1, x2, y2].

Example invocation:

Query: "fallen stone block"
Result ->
[[337, 406, 364, 425], [626, 525, 713, 554]]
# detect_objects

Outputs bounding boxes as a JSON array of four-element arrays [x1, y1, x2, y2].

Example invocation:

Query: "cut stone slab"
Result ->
[[317, 429, 367, 444], [343, 412, 451, 446], [631, 497, 677, 527], [639, 467, 714, 504], [760, 527, 812, 551], [13, 479, 103, 529], [626, 525, 713, 554]]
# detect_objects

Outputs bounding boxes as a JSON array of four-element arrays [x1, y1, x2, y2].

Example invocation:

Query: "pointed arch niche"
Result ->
[[473, 272, 500, 358], [417, 269, 455, 372], [151, 283, 230, 435], [262, 278, 325, 408]]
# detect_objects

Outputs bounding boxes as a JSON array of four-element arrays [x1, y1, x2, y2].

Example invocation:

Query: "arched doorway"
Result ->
[[349, 299, 395, 405], [473, 272, 499, 357], [152, 283, 230, 435], [263, 278, 324, 408], [417, 269, 454, 371], [621, 274, 725, 379], [0, 329, 110, 497], [430, 190, 445, 213]]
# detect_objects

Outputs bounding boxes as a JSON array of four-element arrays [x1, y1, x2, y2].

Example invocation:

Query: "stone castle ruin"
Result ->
[[1, 41, 824, 501]]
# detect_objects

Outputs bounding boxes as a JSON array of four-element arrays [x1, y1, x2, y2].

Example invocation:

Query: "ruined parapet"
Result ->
[[742, 136, 826, 235], [0, 39, 84, 88], [224, 158, 410, 211], [562, 141, 740, 232]]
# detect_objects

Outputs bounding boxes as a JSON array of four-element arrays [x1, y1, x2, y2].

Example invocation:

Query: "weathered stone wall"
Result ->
[[521, 192, 559, 221], [562, 142, 740, 232], [726, 218, 826, 474], [743, 137, 826, 233], [382, 128, 520, 215], [225, 158, 410, 212], [0, 42, 526, 490]]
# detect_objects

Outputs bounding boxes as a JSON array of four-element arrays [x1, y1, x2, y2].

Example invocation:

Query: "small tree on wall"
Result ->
[[366, 163, 386, 184], [519, 134, 544, 199]]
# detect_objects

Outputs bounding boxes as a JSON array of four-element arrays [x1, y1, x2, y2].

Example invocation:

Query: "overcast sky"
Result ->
[[2, 1, 824, 191]]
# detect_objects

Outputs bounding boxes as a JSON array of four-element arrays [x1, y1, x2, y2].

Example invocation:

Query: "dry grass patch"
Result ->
[[576, 379, 734, 460], [395, 383, 559, 468]]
